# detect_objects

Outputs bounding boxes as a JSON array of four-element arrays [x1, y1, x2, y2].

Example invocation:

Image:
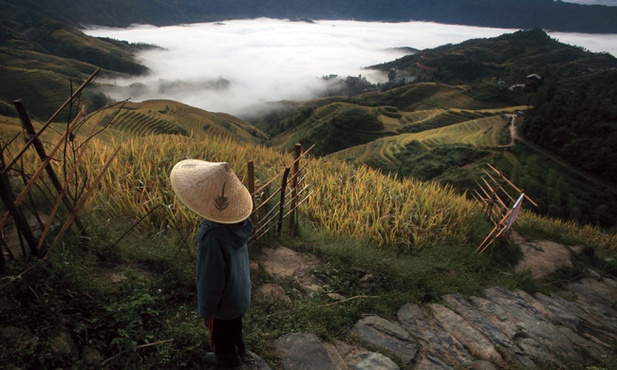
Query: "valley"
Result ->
[[1, 12, 617, 370]]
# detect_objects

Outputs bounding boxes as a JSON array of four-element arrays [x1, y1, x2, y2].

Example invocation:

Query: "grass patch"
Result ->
[[0, 202, 611, 369]]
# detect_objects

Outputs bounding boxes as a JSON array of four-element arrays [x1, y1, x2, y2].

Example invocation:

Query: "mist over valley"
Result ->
[[85, 19, 617, 118]]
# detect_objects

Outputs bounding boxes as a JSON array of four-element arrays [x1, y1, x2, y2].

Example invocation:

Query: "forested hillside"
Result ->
[[369, 28, 617, 184], [255, 29, 617, 229], [522, 70, 617, 184], [1, 0, 617, 33]]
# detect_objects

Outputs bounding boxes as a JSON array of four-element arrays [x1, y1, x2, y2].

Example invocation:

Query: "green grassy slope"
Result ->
[[86, 100, 267, 143], [269, 83, 517, 156], [0, 22, 151, 120]]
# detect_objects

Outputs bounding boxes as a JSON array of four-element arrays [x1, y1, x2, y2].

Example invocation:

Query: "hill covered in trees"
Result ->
[[1, 0, 617, 33], [254, 29, 617, 229]]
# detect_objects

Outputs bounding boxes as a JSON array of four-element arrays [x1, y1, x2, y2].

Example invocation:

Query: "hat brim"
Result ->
[[170, 159, 253, 224]]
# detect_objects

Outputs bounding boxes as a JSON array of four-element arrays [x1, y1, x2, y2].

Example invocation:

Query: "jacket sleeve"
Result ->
[[196, 233, 227, 318]]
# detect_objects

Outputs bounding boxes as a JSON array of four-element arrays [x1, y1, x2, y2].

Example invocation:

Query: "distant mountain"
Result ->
[[1, 0, 617, 33]]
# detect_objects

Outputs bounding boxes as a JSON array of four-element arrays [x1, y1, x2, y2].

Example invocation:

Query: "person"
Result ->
[[170, 159, 254, 368]]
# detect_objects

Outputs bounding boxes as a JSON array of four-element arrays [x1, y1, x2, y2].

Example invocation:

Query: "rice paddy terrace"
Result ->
[[269, 82, 528, 170], [88, 100, 268, 142], [271, 83, 528, 159]]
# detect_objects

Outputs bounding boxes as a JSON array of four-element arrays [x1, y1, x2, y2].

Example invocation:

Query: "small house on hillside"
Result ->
[[526, 73, 543, 87]]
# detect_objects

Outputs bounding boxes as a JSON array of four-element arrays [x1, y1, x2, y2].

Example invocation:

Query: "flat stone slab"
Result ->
[[397, 303, 473, 367], [351, 277, 617, 369], [271, 332, 341, 370], [262, 245, 617, 370], [427, 303, 504, 365], [352, 315, 419, 363]]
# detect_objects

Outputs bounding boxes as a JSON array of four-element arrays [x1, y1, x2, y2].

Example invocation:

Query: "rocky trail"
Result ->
[[240, 233, 617, 370]]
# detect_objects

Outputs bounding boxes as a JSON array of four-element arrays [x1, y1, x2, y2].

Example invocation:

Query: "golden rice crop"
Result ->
[[304, 158, 486, 250], [81, 134, 289, 234], [6, 128, 615, 253], [518, 211, 617, 251], [67, 133, 487, 251]]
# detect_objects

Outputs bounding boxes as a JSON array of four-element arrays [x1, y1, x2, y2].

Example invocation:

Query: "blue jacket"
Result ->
[[196, 218, 253, 320]]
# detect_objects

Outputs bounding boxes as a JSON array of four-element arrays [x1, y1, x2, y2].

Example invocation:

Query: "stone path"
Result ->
[[241, 235, 617, 370]]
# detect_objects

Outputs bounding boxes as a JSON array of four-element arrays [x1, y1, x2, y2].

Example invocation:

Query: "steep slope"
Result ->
[[0, 22, 153, 120], [0, 22, 267, 146], [85, 100, 267, 143]]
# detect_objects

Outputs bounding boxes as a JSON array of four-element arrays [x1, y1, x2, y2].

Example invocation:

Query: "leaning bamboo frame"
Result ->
[[247, 143, 315, 244], [0, 108, 84, 230], [2, 69, 100, 175], [474, 164, 536, 255], [0, 68, 122, 261]]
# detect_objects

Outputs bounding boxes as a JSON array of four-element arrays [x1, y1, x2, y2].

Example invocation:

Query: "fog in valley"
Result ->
[[85, 19, 617, 118]]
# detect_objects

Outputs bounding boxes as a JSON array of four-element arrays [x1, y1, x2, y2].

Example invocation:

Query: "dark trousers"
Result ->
[[205, 316, 245, 356]]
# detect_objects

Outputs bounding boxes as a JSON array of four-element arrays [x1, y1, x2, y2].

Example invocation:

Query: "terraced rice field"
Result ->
[[399, 109, 490, 134], [397, 115, 508, 149], [113, 110, 188, 136], [314, 102, 345, 119], [333, 114, 509, 167], [393, 83, 483, 111]]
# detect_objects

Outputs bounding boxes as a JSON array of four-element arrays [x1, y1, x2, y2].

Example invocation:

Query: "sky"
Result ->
[[85, 19, 617, 118]]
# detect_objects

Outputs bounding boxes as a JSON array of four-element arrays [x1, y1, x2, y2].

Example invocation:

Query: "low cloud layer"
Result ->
[[560, 0, 617, 5], [85, 19, 617, 117]]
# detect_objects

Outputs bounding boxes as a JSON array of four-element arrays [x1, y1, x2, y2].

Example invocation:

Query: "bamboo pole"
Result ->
[[0, 107, 85, 231], [13, 100, 87, 237], [289, 143, 301, 231], [44, 147, 120, 259], [0, 151, 39, 257], [483, 169, 516, 205], [4, 69, 100, 174], [278, 168, 290, 235], [480, 177, 507, 209], [487, 163, 537, 207], [247, 160, 257, 227], [475, 210, 512, 255]]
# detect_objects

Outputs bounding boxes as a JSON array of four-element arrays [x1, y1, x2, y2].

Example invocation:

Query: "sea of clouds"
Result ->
[[84, 19, 617, 118]]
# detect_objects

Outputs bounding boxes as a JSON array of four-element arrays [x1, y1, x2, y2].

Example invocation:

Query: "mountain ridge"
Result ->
[[1, 0, 617, 33]]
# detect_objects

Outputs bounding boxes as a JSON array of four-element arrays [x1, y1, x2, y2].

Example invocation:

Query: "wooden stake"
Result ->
[[4, 69, 100, 174], [0, 151, 39, 256], [289, 143, 301, 231], [278, 168, 290, 235], [13, 101, 88, 238], [0, 107, 84, 231], [488, 163, 537, 207], [247, 160, 257, 228], [483, 169, 515, 204], [44, 147, 120, 259]]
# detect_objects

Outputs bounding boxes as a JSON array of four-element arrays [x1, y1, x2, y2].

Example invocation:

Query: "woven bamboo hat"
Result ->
[[170, 159, 253, 224]]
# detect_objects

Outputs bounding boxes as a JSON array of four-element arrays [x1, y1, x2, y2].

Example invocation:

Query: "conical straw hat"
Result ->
[[170, 159, 253, 224]]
